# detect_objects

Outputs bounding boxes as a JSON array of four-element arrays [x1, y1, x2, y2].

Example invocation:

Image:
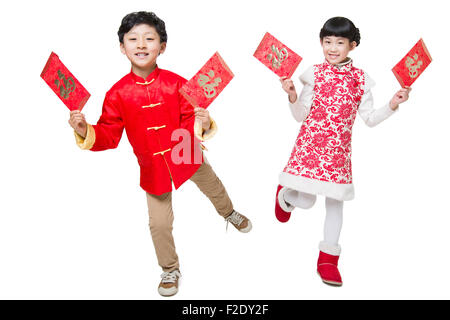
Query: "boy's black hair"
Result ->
[[320, 17, 360, 46], [118, 11, 168, 43]]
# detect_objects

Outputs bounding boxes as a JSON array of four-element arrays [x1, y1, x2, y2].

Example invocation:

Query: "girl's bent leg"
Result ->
[[284, 189, 317, 209]]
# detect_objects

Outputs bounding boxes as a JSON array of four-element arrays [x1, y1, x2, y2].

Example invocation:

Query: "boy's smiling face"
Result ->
[[120, 23, 166, 78], [321, 36, 356, 65]]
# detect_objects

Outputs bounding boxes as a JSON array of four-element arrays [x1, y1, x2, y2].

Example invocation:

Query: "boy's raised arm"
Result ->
[[71, 93, 125, 151]]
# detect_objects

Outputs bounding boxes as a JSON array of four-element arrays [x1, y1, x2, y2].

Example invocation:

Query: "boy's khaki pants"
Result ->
[[146, 161, 234, 272]]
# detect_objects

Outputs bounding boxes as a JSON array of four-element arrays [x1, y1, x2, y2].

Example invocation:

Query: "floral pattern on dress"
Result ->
[[284, 61, 365, 184]]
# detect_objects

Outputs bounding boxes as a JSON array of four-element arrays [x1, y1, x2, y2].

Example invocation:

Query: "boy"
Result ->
[[69, 11, 251, 297]]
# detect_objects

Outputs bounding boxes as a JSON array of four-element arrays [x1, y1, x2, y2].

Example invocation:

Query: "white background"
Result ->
[[0, 0, 448, 299]]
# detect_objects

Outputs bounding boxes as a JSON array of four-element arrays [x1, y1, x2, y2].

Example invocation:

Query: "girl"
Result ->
[[275, 17, 411, 286]]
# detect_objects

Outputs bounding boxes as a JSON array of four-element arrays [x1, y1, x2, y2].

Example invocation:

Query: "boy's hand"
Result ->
[[280, 76, 297, 103], [69, 110, 88, 138], [390, 87, 412, 110], [194, 107, 211, 130]]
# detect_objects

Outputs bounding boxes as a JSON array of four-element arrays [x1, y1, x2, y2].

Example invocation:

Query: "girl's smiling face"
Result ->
[[321, 36, 357, 65]]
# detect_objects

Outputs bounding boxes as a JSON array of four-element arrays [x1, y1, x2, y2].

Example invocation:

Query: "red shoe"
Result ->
[[275, 185, 294, 223], [317, 242, 342, 286]]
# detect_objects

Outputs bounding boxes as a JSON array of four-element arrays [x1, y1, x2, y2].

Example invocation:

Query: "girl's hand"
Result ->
[[390, 87, 412, 110], [280, 76, 297, 103], [194, 107, 211, 130], [69, 110, 88, 138]]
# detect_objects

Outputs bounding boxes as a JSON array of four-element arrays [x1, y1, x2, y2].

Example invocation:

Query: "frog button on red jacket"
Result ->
[[74, 67, 212, 196]]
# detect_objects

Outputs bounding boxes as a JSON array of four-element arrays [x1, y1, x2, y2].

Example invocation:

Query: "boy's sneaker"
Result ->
[[225, 210, 252, 233], [158, 270, 181, 297]]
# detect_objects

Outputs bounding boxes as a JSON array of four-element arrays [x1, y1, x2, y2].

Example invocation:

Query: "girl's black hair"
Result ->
[[118, 11, 168, 43], [319, 17, 360, 46]]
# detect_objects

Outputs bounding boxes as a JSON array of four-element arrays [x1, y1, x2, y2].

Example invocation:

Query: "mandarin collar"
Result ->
[[324, 58, 353, 73], [130, 66, 160, 84]]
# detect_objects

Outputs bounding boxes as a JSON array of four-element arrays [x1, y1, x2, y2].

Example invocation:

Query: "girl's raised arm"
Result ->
[[358, 73, 399, 128], [286, 65, 315, 122]]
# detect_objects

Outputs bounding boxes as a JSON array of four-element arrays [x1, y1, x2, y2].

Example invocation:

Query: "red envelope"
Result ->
[[179, 52, 234, 109], [392, 39, 432, 87], [41, 52, 91, 111], [253, 32, 302, 78]]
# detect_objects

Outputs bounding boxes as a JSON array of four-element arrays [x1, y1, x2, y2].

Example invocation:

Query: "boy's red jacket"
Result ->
[[76, 67, 206, 196]]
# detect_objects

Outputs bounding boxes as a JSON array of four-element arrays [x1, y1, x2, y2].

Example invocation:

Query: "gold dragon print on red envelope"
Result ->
[[253, 32, 302, 78], [41, 52, 91, 111], [392, 39, 432, 87], [179, 52, 234, 109]]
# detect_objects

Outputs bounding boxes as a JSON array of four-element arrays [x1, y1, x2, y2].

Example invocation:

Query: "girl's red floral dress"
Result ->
[[280, 59, 397, 201]]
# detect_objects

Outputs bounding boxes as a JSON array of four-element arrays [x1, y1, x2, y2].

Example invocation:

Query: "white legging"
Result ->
[[284, 189, 343, 246]]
